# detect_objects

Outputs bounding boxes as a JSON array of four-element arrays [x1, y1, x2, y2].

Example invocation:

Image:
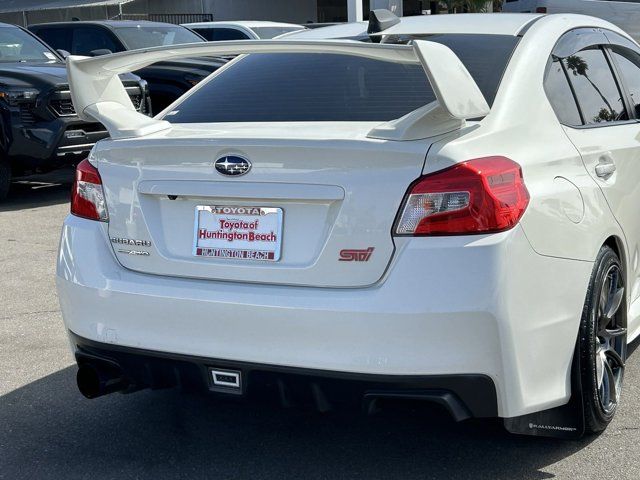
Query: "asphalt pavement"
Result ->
[[0, 170, 639, 479]]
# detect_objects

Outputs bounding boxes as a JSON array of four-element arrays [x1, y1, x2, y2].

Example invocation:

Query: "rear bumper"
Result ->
[[72, 331, 498, 419], [56, 215, 594, 418]]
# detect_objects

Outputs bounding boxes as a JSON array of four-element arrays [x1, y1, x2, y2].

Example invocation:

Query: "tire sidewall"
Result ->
[[580, 246, 626, 433]]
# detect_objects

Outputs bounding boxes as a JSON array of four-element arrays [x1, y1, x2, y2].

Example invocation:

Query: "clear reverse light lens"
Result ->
[[394, 157, 530, 236], [396, 191, 470, 234], [71, 159, 108, 222]]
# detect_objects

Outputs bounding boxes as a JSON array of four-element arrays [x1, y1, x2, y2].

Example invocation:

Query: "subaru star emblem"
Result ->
[[215, 155, 251, 177]]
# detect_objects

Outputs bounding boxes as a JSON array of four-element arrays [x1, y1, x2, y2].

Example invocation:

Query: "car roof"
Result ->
[[183, 21, 304, 29], [370, 13, 543, 37], [281, 21, 368, 40], [282, 14, 542, 40], [30, 20, 182, 29]]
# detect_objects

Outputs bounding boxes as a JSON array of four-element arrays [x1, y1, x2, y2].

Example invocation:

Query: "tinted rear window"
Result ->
[[31, 27, 72, 53], [114, 25, 203, 49], [194, 27, 250, 41], [408, 34, 519, 107], [167, 34, 518, 123]]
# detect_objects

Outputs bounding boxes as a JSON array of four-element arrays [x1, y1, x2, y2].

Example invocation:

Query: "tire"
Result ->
[[0, 159, 10, 201], [579, 245, 627, 434]]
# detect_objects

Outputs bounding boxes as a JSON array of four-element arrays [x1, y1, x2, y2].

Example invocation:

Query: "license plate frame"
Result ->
[[193, 205, 283, 262]]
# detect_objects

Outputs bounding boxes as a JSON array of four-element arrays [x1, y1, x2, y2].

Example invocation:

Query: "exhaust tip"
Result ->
[[76, 364, 101, 399], [76, 363, 128, 399]]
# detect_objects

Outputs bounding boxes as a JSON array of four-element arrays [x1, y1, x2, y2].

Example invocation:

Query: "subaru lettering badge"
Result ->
[[215, 155, 251, 177]]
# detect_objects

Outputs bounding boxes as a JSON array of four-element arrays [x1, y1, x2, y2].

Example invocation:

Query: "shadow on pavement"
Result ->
[[0, 169, 73, 213], [0, 365, 598, 480]]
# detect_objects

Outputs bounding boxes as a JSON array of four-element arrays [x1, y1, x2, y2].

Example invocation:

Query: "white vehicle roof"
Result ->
[[282, 13, 543, 40], [279, 21, 368, 39], [183, 21, 305, 30], [371, 13, 543, 36]]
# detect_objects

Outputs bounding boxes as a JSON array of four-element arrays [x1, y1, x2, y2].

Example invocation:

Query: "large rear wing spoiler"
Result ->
[[67, 39, 489, 141]]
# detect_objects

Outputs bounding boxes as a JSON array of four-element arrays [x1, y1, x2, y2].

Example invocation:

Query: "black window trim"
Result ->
[[549, 27, 640, 130], [544, 55, 584, 126], [604, 42, 640, 124], [562, 55, 586, 125], [564, 47, 636, 130], [552, 28, 608, 59], [602, 45, 635, 121]]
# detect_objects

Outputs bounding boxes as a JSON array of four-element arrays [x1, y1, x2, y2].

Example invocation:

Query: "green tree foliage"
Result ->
[[440, 0, 495, 13], [464, 0, 491, 12]]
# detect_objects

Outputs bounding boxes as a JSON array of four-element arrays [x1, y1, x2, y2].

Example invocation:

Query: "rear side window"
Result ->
[[611, 48, 640, 118], [564, 48, 627, 125], [544, 57, 582, 126], [32, 27, 72, 52], [71, 27, 120, 55], [167, 34, 519, 123]]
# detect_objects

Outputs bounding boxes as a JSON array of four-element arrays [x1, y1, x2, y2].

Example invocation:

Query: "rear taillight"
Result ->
[[395, 156, 529, 236], [535, 7, 547, 13], [71, 159, 108, 222]]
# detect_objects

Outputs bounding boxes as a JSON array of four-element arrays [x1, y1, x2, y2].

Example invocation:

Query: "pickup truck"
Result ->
[[29, 20, 226, 112], [0, 22, 149, 200]]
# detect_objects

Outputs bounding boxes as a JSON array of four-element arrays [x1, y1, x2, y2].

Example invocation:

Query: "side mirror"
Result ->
[[56, 49, 70, 59], [89, 49, 112, 57]]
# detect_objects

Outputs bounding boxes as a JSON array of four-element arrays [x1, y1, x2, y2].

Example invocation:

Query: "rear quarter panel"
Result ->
[[426, 14, 624, 264]]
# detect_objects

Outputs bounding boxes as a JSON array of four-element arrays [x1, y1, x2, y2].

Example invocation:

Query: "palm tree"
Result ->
[[442, 0, 463, 13], [565, 55, 614, 115], [464, 0, 491, 12], [438, 0, 490, 13]]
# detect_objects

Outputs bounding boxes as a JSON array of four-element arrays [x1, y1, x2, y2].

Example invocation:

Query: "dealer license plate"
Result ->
[[193, 205, 283, 261]]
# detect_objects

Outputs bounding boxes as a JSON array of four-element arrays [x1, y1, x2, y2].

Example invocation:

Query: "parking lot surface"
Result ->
[[0, 171, 639, 480]]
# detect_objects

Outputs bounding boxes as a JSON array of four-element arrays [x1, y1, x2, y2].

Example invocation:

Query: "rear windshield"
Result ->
[[166, 34, 519, 123], [114, 25, 203, 49]]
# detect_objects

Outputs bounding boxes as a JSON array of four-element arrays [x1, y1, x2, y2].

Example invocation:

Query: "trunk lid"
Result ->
[[96, 122, 431, 288]]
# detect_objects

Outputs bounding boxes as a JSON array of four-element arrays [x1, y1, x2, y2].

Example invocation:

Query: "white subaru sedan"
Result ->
[[57, 11, 640, 438]]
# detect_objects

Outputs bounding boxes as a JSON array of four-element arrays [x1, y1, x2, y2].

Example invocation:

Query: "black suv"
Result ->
[[29, 21, 227, 112], [0, 22, 149, 200]]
